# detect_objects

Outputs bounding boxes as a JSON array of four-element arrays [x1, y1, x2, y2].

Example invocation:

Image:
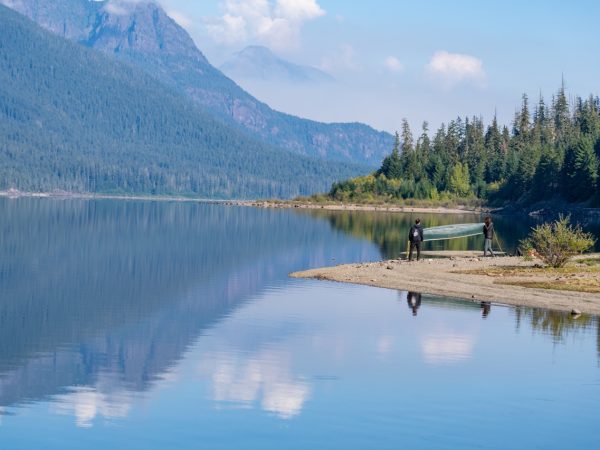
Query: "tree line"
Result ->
[[329, 82, 600, 206]]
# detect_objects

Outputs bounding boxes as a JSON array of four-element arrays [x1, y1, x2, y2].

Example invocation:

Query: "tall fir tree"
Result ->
[[562, 136, 598, 201], [530, 145, 562, 201], [484, 114, 505, 182], [553, 79, 572, 146], [379, 131, 403, 179]]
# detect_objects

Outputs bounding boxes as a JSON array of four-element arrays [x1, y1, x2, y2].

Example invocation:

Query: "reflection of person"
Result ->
[[407, 292, 422, 316], [408, 218, 424, 261], [483, 216, 495, 257], [481, 301, 491, 318]]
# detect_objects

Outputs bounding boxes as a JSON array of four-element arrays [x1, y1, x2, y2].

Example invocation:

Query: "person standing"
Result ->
[[408, 218, 424, 261], [483, 216, 495, 257]]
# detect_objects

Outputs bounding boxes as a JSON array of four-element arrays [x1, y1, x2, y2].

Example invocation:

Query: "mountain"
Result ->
[[0, 0, 393, 166], [0, 4, 369, 198], [220, 46, 334, 84]]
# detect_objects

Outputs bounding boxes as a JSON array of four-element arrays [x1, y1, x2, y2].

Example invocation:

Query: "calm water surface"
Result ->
[[0, 198, 598, 449]]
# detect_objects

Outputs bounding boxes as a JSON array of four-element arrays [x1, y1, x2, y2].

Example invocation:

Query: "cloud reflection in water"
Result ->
[[52, 374, 135, 428], [201, 349, 310, 419], [421, 334, 475, 365]]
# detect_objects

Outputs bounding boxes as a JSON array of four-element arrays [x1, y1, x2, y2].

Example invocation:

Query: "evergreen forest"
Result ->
[[329, 84, 600, 207], [0, 5, 368, 199]]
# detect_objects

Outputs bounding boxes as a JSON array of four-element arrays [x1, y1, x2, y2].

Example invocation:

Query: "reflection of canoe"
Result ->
[[423, 223, 483, 242]]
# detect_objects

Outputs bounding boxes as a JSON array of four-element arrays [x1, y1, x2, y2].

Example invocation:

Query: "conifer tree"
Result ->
[[530, 146, 562, 201], [399, 119, 419, 179], [484, 114, 504, 182], [464, 116, 486, 189], [533, 95, 553, 146], [379, 131, 403, 179], [554, 79, 572, 145], [562, 136, 598, 201]]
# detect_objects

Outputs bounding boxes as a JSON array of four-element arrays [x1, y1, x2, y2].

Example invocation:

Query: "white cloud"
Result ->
[[205, 0, 325, 51], [320, 44, 359, 73], [425, 50, 486, 88], [384, 56, 404, 73], [275, 0, 324, 21]]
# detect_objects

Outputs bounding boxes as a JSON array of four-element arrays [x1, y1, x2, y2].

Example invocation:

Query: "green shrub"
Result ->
[[520, 215, 596, 268]]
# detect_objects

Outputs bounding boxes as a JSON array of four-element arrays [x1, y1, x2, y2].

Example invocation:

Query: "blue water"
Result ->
[[0, 198, 598, 449]]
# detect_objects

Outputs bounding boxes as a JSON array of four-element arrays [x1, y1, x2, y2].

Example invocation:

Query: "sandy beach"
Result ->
[[291, 253, 600, 315]]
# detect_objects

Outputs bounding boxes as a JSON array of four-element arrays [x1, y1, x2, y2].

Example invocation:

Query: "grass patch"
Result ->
[[499, 279, 600, 294], [454, 263, 600, 293], [290, 195, 484, 209], [577, 257, 600, 266], [455, 265, 600, 277]]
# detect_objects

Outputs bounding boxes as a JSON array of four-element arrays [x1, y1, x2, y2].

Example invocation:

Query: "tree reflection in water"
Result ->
[[303, 209, 540, 259], [514, 307, 598, 343]]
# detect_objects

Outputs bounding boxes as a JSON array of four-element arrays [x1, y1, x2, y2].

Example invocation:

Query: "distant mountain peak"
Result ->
[[0, 0, 208, 62], [86, 1, 205, 59], [221, 45, 334, 84]]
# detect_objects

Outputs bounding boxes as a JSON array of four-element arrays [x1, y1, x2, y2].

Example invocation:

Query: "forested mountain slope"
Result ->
[[1, 0, 393, 165], [0, 5, 368, 198]]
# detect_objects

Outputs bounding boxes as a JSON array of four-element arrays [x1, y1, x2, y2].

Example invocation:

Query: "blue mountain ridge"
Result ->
[[1, 0, 393, 166], [0, 4, 370, 198]]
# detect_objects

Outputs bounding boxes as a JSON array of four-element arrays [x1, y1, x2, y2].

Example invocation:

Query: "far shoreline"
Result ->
[[2, 190, 600, 218], [0, 190, 486, 214], [0, 189, 229, 204], [226, 199, 487, 215]]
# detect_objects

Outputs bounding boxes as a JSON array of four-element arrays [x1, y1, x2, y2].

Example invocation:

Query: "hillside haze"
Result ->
[[1, 0, 393, 166], [221, 46, 334, 84], [0, 4, 369, 198]]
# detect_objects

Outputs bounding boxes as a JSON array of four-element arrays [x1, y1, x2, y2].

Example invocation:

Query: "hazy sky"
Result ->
[[149, 0, 600, 133]]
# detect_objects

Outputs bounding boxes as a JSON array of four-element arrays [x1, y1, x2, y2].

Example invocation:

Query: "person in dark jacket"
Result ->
[[483, 216, 495, 257], [408, 218, 424, 261]]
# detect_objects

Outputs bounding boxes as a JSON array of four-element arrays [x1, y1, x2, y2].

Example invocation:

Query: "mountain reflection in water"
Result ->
[[0, 198, 378, 417]]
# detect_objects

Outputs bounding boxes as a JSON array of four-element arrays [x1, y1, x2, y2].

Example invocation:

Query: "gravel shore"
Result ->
[[291, 254, 600, 315]]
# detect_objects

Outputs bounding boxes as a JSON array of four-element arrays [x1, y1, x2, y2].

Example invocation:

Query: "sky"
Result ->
[[145, 0, 600, 133]]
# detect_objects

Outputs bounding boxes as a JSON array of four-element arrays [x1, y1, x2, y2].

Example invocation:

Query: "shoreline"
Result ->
[[2, 190, 599, 217], [290, 254, 600, 315], [225, 200, 486, 215], [0, 191, 488, 214], [0, 189, 229, 203]]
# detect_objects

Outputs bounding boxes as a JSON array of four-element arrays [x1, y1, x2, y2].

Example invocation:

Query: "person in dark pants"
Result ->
[[483, 216, 495, 257], [408, 218, 424, 261]]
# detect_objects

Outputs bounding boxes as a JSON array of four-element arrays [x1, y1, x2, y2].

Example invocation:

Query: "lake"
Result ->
[[0, 198, 598, 449]]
